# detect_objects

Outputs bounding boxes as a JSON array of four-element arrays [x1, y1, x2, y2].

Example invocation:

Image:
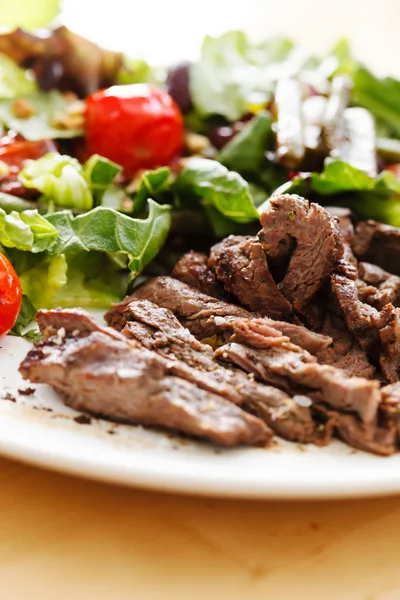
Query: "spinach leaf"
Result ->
[[174, 158, 259, 223], [272, 160, 400, 226], [217, 111, 274, 174]]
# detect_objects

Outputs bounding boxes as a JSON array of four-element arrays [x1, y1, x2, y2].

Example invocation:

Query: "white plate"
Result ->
[[1, 334, 400, 500]]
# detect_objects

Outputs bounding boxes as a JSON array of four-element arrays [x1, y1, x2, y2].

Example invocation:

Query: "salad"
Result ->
[[1, 26, 400, 338]]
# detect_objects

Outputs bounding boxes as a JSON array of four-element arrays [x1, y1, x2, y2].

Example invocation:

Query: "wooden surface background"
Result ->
[[0, 455, 399, 600]]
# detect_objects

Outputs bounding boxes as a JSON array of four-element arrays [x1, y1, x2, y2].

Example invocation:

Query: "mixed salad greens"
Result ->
[[1, 25, 400, 337]]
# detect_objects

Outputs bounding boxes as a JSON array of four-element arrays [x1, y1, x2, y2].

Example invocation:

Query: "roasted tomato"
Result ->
[[0, 132, 57, 168], [84, 84, 184, 178], [0, 253, 22, 338]]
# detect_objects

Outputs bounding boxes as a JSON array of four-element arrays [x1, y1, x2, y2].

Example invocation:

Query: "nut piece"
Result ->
[[11, 98, 35, 119], [51, 100, 85, 130]]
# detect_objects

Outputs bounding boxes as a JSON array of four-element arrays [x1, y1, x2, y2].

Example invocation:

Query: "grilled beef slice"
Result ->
[[208, 235, 297, 321], [358, 262, 400, 309], [259, 195, 344, 320], [121, 276, 332, 354], [381, 383, 400, 440], [214, 317, 381, 425], [316, 313, 375, 379], [172, 250, 229, 300], [331, 274, 400, 383], [20, 309, 270, 447], [118, 300, 323, 444], [353, 220, 400, 275]]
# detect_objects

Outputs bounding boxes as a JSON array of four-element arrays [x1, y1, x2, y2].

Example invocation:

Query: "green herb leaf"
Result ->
[[0, 91, 83, 140], [174, 158, 259, 223]]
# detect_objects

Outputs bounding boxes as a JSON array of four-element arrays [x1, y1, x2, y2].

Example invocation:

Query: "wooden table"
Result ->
[[0, 456, 399, 599]]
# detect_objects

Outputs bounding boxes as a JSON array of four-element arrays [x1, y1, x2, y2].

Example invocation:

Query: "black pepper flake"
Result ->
[[74, 414, 92, 425], [18, 387, 36, 396], [2, 392, 16, 402]]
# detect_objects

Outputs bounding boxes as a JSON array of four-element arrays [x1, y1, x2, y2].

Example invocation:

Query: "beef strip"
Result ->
[[354, 221, 400, 273], [325, 207, 355, 242], [353, 220, 400, 275], [313, 403, 396, 456], [208, 235, 297, 321], [106, 276, 250, 339], [331, 274, 400, 383], [119, 300, 323, 444], [358, 262, 400, 309], [172, 250, 228, 300], [259, 194, 344, 321], [381, 383, 400, 441], [316, 313, 375, 379], [214, 318, 381, 424], [120, 276, 332, 354], [20, 310, 270, 447]]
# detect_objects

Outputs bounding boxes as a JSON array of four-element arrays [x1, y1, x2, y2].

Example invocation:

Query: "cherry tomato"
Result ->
[[0, 253, 22, 338], [0, 133, 57, 169], [84, 84, 184, 178]]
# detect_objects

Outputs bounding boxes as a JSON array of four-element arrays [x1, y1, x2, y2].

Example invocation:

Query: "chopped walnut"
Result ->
[[185, 132, 212, 155], [51, 100, 85, 130], [11, 98, 35, 119]]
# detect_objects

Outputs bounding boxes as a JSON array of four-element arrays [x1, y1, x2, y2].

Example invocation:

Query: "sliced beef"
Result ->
[[208, 235, 297, 321], [214, 317, 381, 424], [331, 274, 400, 383], [325, 207, 355, 243], [358, 262, 400, 309], [313, 403, 396, 456], [259, 194, 344, 321], [119, 300, 324, 444], [381, 383, 400, 441], [108, 276, 250, 340], [121, 277, 332, 354], [353, 220, 400, 275], [316, 313, 375, 379], [20, 311, 270, 447], [172, 250, 228, 300]]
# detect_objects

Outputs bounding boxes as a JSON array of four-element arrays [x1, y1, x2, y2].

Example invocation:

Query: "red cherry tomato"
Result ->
[[84, 84, 184, 178], [0, 253, 22, 338]]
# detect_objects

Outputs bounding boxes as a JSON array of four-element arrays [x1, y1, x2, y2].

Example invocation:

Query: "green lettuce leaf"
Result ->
[[133, 166, 172, 212], [0, 91, 83, 140], [174, 158, 259, 223], [20, 153, 93, 211], [273, 160, 400, 226], [0, 54, 37, 98], [189, 31, 303, 121], [0, 208, 58, 252], [9, 295, 41, 342], [217, 111, 273, 175], [51, 253, 126, 309], [0, 0, 60, 29], [82, 154, 122, 205], [46, 199, 172, 276], [19, 253, 68, 308]]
